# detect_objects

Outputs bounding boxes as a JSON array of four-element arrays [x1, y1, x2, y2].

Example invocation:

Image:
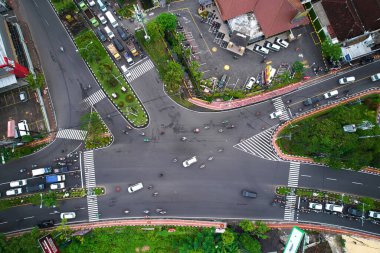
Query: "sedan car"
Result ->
[[338, 76, 355, 85], [370, 73, 380, 82], [269, 110, 283, 119], [274, 37, 289, 48], [253, 45, 269, 55], [182, 156, 197, 167], [369, 211, 380, 219], [308, 202, 323, 210], [347, 207, 364, 217], [241, 190, 257, 198], [6, 188, 22, 196], [245, 77, 256, 90], [60, 212, 76, 220], [97, 13, 107, 25], [50, 182, 65, 190], [37, 219, 55, 228], [323, 90, 338, 99], [10, 179, 27, 188], [303, 97, 321, 106]]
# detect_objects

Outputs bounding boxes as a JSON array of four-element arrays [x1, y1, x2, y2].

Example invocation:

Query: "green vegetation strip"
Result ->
[[276, 95, 380, 170], [81, 112, 112, 149], [1, 143, 48, 163], [276, 186, 380, 211], [51, 0, 77, 13], [74, 30, 148, 127], [2, 220, 269, 253], [0, 187, 105, 211]]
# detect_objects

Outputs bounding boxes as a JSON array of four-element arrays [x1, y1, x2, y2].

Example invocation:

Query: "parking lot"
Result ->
[[0, 86, 45, 137], [168, 4, 325, 91]]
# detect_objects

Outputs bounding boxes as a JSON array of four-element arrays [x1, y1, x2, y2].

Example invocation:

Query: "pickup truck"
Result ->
[[84, 8, 99, 27], [32, 167, 52, 177], [126, 40, 139, 57], [46, 174, 66, 184], [107, 44, 121, 60]]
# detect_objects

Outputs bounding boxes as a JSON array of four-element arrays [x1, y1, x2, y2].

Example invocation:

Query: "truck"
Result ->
[[77, 1, 88, 10], [84, 8, 99, 27], [107, 44, 121, 60], [126, 40, 139, 57], [46, 174, 66, 184], [32, 167, 52, 177], [26, 184, 45, 193]]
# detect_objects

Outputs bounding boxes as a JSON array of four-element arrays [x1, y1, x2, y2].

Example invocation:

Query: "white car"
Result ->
[[308, 202, 323, 210], [338, 76, 355, 85], [269, 110, 283, 119], [183, 156, 198, 167], [369, 211, 380, 219], [121, 65, 132, 78], [325, 204, 343, 213], [253, 45, 269, 55], [6, 188, 22, 196], [128, 182, 144, 193], [274, 37, 289, 48], [323, 90, 338, 99], [87, 0, 95, 6], [97, 13, 107, 25], [60, 212, 76, 220], [370, 73, 380, 82], [10, 179, 27, 188], [50, 182, 65, 190], [245, 77, 256, 90]]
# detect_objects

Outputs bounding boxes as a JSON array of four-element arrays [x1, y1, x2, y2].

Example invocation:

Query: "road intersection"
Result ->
[[0, 0, 379, 236]]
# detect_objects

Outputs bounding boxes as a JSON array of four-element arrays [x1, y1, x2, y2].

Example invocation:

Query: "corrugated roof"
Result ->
[[216, 0, 309, 37], [352, 0, 380, 32]]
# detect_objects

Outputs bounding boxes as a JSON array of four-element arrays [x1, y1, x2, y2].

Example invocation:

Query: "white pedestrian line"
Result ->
[[272, 97, 290, 121], [126, 59, 155, 83], [82, 89, 106, 107], [83, 151, 99, 222], [233, 125, 281, 161], [284, 162, 300, 221], [56, 129, 87, 141], [326, 178, 337, 181]]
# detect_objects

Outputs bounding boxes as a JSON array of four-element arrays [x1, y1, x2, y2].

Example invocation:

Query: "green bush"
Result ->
[[125, 94, 135, 103], [117, 101, 125, 108], [239, 233, 262, 253]]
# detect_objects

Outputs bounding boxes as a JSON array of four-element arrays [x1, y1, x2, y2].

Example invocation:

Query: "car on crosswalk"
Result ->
[[269, 110, 283, 119], [121, 65, 131, 78]]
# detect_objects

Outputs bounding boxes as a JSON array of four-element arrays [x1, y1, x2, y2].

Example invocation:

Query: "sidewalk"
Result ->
[[271, 88, 380, 173]]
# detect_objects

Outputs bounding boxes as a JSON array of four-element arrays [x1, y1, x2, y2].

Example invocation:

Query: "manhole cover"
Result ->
[[115, 186, 121, 192]]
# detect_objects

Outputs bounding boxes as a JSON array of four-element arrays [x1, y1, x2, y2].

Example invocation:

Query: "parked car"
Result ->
[[97, 13, 107, 25], [360, 55, 374, 65], [325, 204, 343, 213], [347, 207, 364, 217], [274, 37, 289, 48], [37, 219, 55, 228], [264, 41, 281, 52], [112, 38, 124, 52], [182, 156, 197, 167], [323, 90, 338, 99], [269, 110, 283, 119], [10, 179, 27, 188], [303, 97, 321, 106], [370, 73, 380, 82], [338, 76, 355, 85], [6, 188, 22, 196], [60, 212, 76, 220], [87, 0, 95, 6], [95, 28, 107, 42], [217, 74, 228, 88], [245, 77, 256, 90], [241, 190, 257, 198], [369, 211, 380, 219], [253, 45, 269, 55], [308, 202, 323, 210], [50, 182, 65, 190], [116, 27, 128, 41]]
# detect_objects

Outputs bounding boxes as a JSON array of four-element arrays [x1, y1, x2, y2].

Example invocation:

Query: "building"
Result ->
[[205, 0, 309, 54], [310, 0, 380, 60]]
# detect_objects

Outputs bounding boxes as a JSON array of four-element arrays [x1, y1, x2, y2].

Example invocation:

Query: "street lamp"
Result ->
[[39, 193, 43, 209], [76, 41, 94, 53]]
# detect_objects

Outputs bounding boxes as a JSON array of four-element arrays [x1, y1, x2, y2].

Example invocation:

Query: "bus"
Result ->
[[105, 11, 118, 28]]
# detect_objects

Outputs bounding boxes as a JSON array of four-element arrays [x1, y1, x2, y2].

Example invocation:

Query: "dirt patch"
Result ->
[[135, 246, 150, 252]]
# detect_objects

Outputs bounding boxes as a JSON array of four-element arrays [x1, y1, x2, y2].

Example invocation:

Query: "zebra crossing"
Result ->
[[233, 125, 281, 161], [82, 89, 107, 108], [126, 59, 155, 83], [284, 162, 301, 221], [56, 129, 87, 140], [272, 97, 290, 121], [83, 150, 99, 222]]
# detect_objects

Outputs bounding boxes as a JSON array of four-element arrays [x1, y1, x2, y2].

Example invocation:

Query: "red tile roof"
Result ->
[[352, 0, 380, 32], [215, 0, 309, 37]]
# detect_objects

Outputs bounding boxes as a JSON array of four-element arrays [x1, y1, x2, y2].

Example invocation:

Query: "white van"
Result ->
[[105, 11, 118, 28], [18, 120, 30, 136], [97, 0, 107, 12], [128, 182, 143, 193], [325, 204, 343, 213], [32, 167, 52, 177], [104, 26, 115, 39]]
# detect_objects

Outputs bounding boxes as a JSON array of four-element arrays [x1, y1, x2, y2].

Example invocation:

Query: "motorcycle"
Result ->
[[124, 210, 130, 214], [59, 46, 64, 52]]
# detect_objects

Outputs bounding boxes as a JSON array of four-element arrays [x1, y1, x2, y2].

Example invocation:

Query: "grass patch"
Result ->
[[74, 29, 148, 127], [277, 186, 291, 195], [51, 0, 77, 14], [1, 143, 48, 163], [81, 112, 112, 149]]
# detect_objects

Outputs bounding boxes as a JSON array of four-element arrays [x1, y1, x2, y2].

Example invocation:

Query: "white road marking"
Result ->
[[326, 178, 336, 181], [0, 221, 8, 225], [301, 174, 311, 177], [23, 216, 34, 220], [352, 182, 363, 185]]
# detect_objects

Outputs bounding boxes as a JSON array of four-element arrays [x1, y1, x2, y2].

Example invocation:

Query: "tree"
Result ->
[[156, 13, 177, 32], [43, 191, 58, 207], [321, 40, 342, 62], [221, 230, 235, 246], [189, 61, 203, 84], [239, 219, 254, 233], [25, 73, 45, 89], [251, 221, 269, 239], [56, 219, 72, 241], [146, 20, 163, 41], [162, 61, 184, 94], [292, 61, 304, 78], [239, 233, 261, 253]]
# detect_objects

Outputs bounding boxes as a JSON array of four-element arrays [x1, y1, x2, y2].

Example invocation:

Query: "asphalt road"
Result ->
[[0, 0, 379, 235]]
